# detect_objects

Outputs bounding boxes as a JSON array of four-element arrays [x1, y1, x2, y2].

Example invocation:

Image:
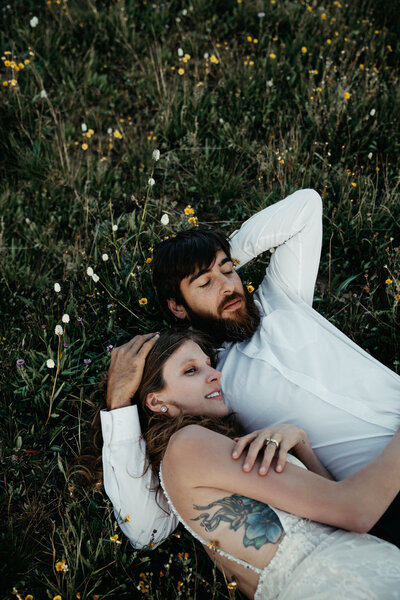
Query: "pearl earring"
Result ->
[[161, 405, 168, 413]]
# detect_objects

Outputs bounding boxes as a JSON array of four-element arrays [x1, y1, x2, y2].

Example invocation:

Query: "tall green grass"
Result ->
[[1, 0, 399, 598]]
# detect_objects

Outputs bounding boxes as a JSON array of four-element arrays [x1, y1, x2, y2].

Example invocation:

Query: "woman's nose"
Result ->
[[207, 366, 222, 382]]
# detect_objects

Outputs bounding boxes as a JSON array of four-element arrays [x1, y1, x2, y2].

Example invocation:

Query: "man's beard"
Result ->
[[183, 289, 261, 345]]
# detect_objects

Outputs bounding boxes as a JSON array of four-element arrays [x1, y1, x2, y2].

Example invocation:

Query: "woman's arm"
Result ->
[[164, 425, 400, 534]]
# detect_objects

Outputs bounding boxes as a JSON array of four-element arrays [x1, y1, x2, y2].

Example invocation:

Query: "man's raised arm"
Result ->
[[229, 188, 323, 306]]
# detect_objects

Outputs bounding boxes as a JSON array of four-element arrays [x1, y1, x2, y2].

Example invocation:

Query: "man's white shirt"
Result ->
[[101, 188, 400, 549]]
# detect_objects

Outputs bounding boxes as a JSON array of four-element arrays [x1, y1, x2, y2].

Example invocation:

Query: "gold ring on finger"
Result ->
[[267, 438, 279, 450], [263, 438, 271, 448]]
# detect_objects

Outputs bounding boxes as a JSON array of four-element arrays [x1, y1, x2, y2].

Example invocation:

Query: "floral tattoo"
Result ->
[[192, 494, 284, 550]]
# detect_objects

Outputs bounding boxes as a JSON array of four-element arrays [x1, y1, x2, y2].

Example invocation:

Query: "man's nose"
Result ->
[[218, 272, 235, 295]]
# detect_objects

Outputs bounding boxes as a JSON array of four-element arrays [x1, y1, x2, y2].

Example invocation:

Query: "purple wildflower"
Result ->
[[83, 358, 92, 365], [63, 343, 69, 349], [77, 317, 83, 322], [41, 324, 47, 329], [257, 11, 265, 18], [16, 359, 25, 367], [106, 345, 114, 352]]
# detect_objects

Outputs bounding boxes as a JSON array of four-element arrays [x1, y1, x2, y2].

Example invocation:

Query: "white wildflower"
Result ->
[[178, 48, 184, 57], [107, 127, 113, 134], [161, 213, 169, 225], [204, 52, 209, 59], [370, 108, 376, 116], [92, 273, 100, 283], [148, 178, 155, 186], [267, 79, 274, 87], [47, 358, 55, 368], [55, 325, 63, 336], [102, 253, 109, 261], [182, 8, 187, 15], [62, 314, 70, 324], [368, 152, 373, 159], [112, 224, 118, 232], [54, 282, 61, 293], [152, 148, 160, 161], [86, 266, 94, 277], [30, 16, 39, 27], [40, 89, 47, 98], [81, 123, 88, 132]]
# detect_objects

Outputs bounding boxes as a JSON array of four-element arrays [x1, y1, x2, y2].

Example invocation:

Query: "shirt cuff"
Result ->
[[101, 405, 142, 444]]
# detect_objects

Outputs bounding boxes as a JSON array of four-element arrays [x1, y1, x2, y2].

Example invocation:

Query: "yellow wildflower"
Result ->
[[93, 596, 99, 600], [232, 258, 240, 266], [343, 91, 351, 100], [110, 533, 119, 541], [396, 295, 400, 300], [113, 130, 123, 139], [269, 53, 276, 59], [301, 46, 307, 54], [178, 68, 184, 75], [55, 559, 68, 572], [4, 60, 11, 67], [321, 13, 327, 19], [146, 257, 152, 264], [184, 205, 195, 215], [210, 55, 219, 64], [227, 581, 238, 589], [247, 36, 252, 42], [247, 284, 255, 293], [81, 143, 88, 151], [53, 596, 62, 600], [385, 279, 393, 285], [2, 81, 8, 86], [351, 182, 357, 187], [25, 596, 34, 600], [253, 38, 258, 44], [139, 298, 148, 305], [76, 594, 81, 599], [125, 514, 131, 522], [188, 216, 198, 225], [327, 39, 332, 44]]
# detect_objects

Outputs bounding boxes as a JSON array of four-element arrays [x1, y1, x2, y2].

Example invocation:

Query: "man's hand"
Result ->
[[106, 333, 159, 410], [231, 424, 308, 476]]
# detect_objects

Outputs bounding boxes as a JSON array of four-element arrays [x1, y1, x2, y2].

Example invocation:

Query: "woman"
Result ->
[[128, 328, 400, 599]]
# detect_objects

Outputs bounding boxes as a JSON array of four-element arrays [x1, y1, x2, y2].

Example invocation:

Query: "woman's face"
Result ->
[[152, 339, 229, 418]]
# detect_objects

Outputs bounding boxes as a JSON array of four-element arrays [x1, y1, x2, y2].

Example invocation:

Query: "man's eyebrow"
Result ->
[[188, 256, 231, 285]]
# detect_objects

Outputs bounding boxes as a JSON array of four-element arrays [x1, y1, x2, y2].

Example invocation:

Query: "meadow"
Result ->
[[1, 0, 399, 598]]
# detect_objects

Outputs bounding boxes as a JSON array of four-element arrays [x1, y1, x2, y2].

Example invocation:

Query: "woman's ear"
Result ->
[[167, 298, 188, 320], [145, 392, 163, 413]]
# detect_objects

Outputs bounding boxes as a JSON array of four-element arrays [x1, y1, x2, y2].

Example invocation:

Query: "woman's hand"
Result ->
[[106, 333, 159, 410], [231, 424, 308, 476]]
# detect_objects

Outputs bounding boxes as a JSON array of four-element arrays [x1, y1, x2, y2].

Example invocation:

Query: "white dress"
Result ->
[[159, 458, 400, 600]]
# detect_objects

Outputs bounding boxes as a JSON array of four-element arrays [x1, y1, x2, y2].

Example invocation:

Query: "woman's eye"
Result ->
[[184, 367, 196, 375]]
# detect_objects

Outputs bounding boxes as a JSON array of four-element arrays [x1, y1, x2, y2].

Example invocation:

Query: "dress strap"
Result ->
[[159, 463, 263, 575]]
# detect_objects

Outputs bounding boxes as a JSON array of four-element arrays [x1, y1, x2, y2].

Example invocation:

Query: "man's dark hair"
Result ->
[[152, 228, 231, 306]]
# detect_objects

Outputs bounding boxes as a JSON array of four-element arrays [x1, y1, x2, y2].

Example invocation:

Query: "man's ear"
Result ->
[[167, 298, 189, 320]]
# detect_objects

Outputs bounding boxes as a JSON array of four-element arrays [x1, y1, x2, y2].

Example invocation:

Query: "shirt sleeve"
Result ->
[[101, 405, 178, 549], [229, 188, 323, 306]]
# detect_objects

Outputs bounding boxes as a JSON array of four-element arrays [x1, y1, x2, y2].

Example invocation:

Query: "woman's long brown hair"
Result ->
[[75, 328, 240, 489]]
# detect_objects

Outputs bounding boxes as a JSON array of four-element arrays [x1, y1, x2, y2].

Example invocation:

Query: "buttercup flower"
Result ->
[[47, 358, 55, 368], [139, 298, 148, 305], [62, 314, 70, 324], [87, 266, 94, 277], [81, 143, 88, 151], [161, 213, 169, 225], [30, 16, 39, 27], [55, 325, 63, 336], [16, 359, 25, 367], [152, 149, 160, 161], [102, 253, 109, 261], [54, 283, 61, 292]]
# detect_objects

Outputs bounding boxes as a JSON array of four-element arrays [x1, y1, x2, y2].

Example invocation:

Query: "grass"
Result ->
[[1, 0, 399, 598]]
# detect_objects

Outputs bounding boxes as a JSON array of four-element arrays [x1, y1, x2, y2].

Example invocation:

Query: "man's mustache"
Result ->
[[219, 292, 245, 313]]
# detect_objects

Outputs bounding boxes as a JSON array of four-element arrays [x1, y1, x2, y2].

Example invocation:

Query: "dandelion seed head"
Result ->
[[54, 282, 61, 293], [152, 148, 160, 161], [30, 16, 39, 27], [87, 266, 94, 276], [92, 273, 99, 283], [112, 224, 118, 232], [47, 358, 55, 368], [81, 123, 87, 132], [55, 325, 63, 336], [177, 48, 184, 57], [102, 253, 109, 261], [370, 108, 376, 116], [148, 178, 155, 186], [62, 313, 70, 323], [161, 213, 169, 225]]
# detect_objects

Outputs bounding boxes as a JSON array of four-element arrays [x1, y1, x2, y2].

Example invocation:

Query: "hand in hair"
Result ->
[[106, 333, 159, 410]]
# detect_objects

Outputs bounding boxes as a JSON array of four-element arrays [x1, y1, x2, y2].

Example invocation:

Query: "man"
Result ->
[[101, 189, 400, 549]]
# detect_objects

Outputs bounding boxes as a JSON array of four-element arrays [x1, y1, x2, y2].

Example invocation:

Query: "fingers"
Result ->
[[258, 439, 281, 476], [275, 444, 289, 473], [111, 332, 159, 363], [232, 432, 258, 459]]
